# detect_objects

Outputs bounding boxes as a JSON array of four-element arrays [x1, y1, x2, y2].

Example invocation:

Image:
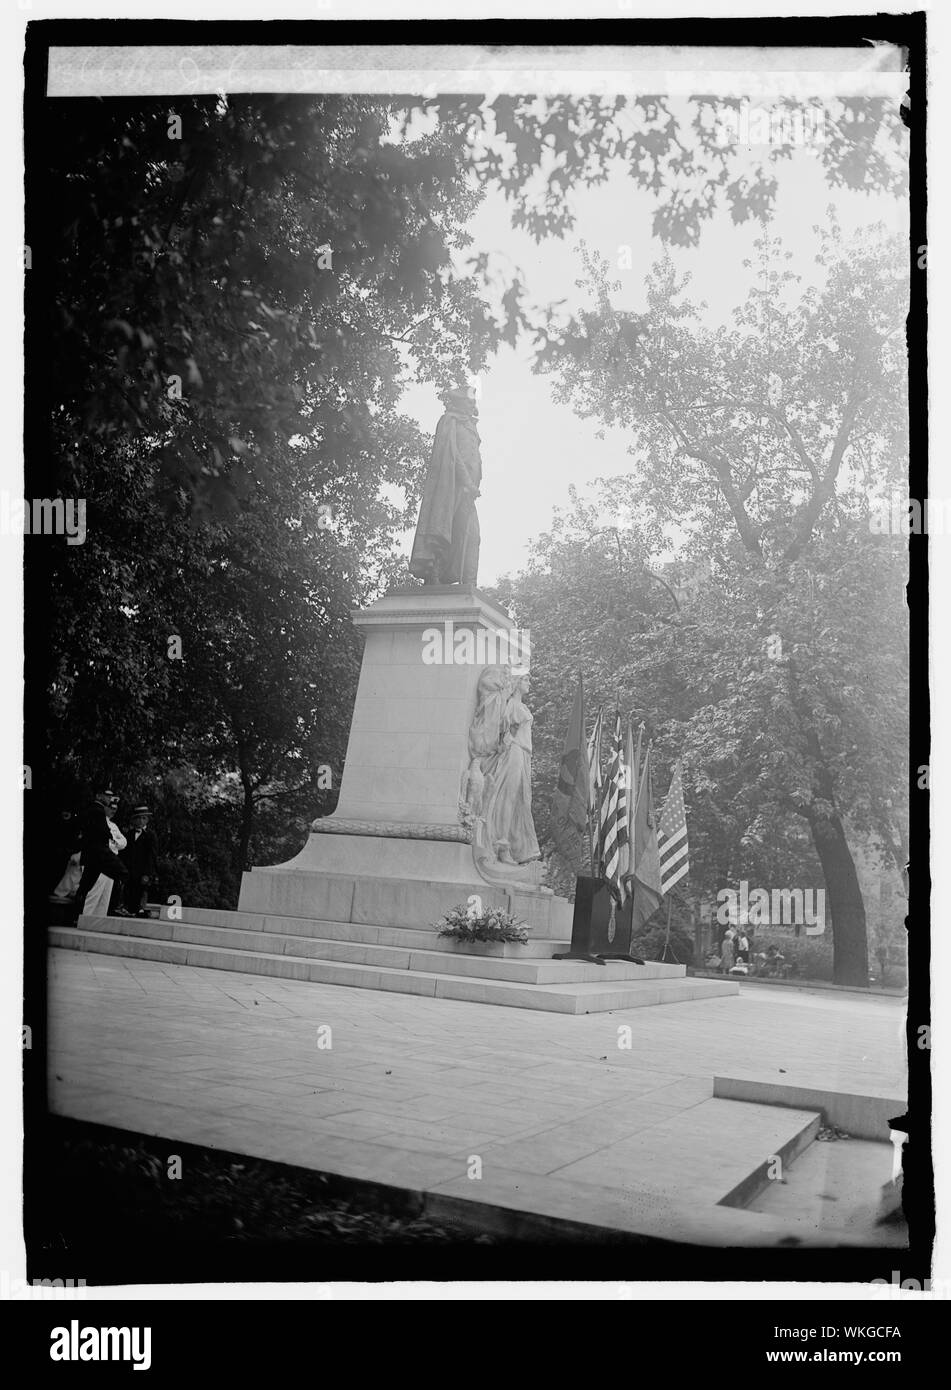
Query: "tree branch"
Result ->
[[380, 314, 435, 344], [780, 393, 864, 566]]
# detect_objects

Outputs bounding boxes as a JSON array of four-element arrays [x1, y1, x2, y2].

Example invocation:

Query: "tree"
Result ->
[[459, 95, 907, 246], [45, 94, 490, 512], [41, 93, 908, 512], [37, 94, 487, 876], [170, 445, 369, 878], [521, 226, 907, 984], [419, 92, 907, 357], [493, 484, 828, 906]]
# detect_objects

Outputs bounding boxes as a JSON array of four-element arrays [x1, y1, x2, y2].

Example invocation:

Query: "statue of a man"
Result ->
[[409, 385, 481, 585]]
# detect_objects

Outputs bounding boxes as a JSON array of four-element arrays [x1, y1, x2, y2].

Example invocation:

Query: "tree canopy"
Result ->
[[498, 223, 908, 984]]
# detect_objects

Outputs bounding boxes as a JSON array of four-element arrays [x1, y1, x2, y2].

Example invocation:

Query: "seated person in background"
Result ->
[[75, 789, 129, 919], [119, 805, 158, 918], [761, 944, 787, 978]]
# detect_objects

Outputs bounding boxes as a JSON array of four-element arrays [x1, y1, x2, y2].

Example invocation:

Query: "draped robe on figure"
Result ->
[[409, 400, 481, 585], [482, 690, 541, 865]]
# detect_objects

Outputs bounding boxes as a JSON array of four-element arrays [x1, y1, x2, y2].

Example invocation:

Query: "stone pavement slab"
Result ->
[[46, 950, 906, 1246]]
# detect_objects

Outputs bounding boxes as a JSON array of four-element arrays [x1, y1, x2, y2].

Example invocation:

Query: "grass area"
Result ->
[[28, 1117, 492, 1285], [26, 1117, 923, 1286]]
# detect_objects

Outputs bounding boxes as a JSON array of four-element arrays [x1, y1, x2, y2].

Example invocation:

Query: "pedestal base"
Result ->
[[238, 855, 573, 938], [239, 583, 564, 931]]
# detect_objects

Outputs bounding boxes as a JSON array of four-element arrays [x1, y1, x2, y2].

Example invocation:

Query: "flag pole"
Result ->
[[586, 762, 599, 879], [584, 711, 595, 879], [662, 894, 674, 962]]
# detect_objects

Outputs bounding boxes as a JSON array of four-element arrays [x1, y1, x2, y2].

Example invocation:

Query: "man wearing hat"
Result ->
[[119, 805, 158, 919], [75, 788, 129, 919]]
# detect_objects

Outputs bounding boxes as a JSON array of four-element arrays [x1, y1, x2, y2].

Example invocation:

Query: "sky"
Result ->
[[395, 113, 908, 585]]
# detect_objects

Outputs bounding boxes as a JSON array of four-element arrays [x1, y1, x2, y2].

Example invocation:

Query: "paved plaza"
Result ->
[[47, 948, 907, 1246]]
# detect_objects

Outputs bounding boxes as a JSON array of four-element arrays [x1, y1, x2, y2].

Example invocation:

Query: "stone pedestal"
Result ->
[[332, 585, 513, 827], [238, 585, 565, 927]]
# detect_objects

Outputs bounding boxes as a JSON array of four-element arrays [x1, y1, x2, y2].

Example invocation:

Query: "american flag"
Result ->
[[600, 714, 629, 898], [584, 707, 604, 874], [657, 763, 690, 894]]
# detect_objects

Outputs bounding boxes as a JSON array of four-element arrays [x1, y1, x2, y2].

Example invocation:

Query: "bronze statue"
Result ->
[[409, 385, 481, 585]]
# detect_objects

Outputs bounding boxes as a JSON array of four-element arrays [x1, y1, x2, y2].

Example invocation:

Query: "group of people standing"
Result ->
[[717, 926, 751, 974], [708, 928, 790, 979], [51, 788, 158, 920]]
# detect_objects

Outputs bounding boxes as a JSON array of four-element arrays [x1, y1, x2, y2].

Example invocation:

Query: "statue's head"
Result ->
[[470, 664, 512, 760], [476, 664, 511, 701], [441, 381, 479, 417]]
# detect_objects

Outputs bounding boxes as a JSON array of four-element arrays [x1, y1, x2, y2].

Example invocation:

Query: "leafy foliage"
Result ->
[[39, 95, 489, 881], [48, 95, 489, 512], [417, 95, 906, 247], [500, 226, 908, 985]]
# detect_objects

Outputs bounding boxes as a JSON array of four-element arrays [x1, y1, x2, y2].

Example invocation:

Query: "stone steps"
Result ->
[[146, 904, 572, 957], [744, 1133, 905, 1243], [497, 1097, 821, 1214], [65, 914, 686, 985], [50, 922, 738, 1014]]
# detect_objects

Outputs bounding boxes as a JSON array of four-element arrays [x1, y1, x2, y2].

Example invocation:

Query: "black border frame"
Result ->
[[20, 11, 930, 1298]]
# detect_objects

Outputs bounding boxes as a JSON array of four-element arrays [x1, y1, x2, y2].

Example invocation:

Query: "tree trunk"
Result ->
[[807, 811, 869, 986], [236, 778, 255, 878]]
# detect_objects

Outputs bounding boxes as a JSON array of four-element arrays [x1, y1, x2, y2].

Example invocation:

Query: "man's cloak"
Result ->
[[409, 407, 481, 584]]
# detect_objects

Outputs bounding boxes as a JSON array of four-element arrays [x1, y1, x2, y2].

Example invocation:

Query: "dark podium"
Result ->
[[552, 875, 646, 966]]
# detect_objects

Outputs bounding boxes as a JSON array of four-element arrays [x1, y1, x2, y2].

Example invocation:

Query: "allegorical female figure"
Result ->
[[409, 385, 481, 585], [462, 664, 511, 820], [481, 670, 540, 866]]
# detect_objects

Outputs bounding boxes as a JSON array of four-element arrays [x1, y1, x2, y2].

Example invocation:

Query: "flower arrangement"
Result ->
[[434, 901, 530, 945]]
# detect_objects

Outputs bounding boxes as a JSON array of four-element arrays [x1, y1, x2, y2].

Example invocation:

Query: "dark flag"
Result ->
[[620, 717, 643, 898], [632, 742, 664, 932], [586, 706, 604, 871], [551, 675, 589, 867]]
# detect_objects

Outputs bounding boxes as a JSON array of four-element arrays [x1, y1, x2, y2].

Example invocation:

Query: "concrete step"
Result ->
[[49, 928, 738, 1015], [71, 914, 685, 985], [713, 1075, 902, 1143], [145, 904, 573, 957], [546, 1097, 821, 1210], [744, 1133, 906, 1244]]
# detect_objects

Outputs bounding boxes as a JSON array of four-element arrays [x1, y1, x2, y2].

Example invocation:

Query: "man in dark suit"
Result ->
[[75, 788, 128, 918], [119, 805, 158, 918]]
